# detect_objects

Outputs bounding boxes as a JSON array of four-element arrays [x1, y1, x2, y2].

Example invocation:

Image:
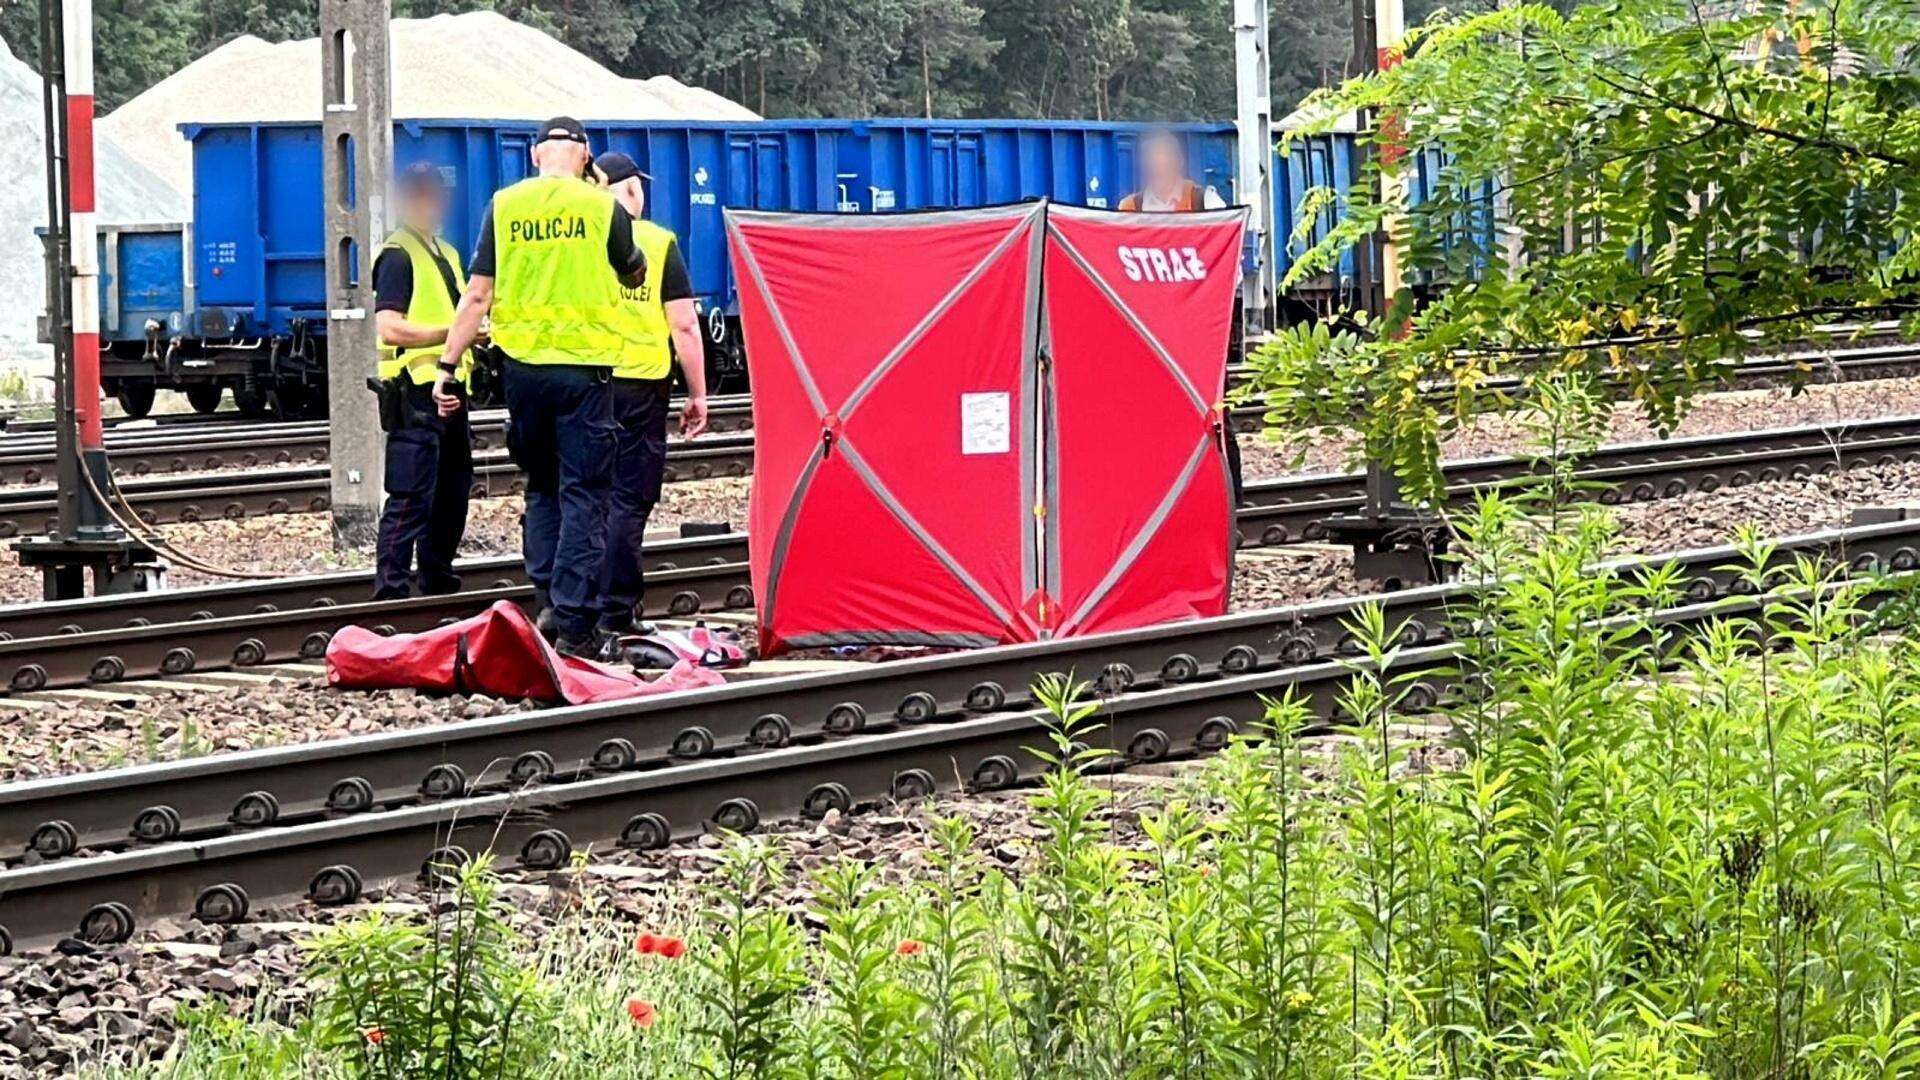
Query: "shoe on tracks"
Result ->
[[552, 633, 600, 660]]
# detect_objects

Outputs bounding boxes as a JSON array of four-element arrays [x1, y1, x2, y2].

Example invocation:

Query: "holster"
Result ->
[[469, 344, 507, 409], [366, 376, 409, 433]]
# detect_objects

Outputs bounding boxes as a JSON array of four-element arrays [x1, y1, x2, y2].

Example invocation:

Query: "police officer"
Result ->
[[434, 117, 648, 657], [372, 162, 472, 599], [590, 151, 709, 642]]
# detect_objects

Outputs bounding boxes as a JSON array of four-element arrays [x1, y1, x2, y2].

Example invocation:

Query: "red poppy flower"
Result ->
[[656, 936, 686, 960], [896, 939, 925, 957], [364, 1027, 385, 1045], [635, 932, 659, 955], [625, 997, 657, 1028]]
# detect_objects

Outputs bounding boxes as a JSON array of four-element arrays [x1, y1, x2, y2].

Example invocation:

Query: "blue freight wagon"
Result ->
[[90, 115, 1484, 417], [97, 118, 1237, 416]]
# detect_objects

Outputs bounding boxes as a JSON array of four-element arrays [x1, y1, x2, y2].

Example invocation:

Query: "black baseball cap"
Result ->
[[397, 161, 447, 193], [536, 116, 589, 145], [592, 151, 651, 186]]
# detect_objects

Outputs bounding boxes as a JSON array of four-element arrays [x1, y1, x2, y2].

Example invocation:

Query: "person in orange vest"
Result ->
[[1119, 130, 1227, 212], [1119, 129, 1241, 504]]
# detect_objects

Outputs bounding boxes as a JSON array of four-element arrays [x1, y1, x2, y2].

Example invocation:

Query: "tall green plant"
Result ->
[[304, 854, 556, 1079]]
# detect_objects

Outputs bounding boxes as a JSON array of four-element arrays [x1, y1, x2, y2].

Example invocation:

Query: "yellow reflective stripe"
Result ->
[[611, 221, 676, 380]]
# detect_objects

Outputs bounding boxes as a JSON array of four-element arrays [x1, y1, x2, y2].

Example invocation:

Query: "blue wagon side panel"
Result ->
[[91, 225, 187, 342], [182, 118, 1241, 340]]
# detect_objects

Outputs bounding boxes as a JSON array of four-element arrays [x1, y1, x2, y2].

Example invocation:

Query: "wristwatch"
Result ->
[[436, 360, 458, 376]]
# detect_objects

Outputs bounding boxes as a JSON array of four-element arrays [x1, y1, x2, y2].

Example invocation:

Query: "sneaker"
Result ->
[[592, 627, 625, 663], [552, 633, 599, 660]]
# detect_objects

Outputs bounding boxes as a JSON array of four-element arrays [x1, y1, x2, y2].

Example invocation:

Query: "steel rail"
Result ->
[[0, 514, 1913, 955], [0, 400, 756, 485], [0, 533, 1906, 954], [0, 332, 1898, 445], [0, 564, 756, 697], [4, 405, 1916, 543], [0, 395, 758, 451], [1, 338, 1913, 481], [0, 532, 749, 642], [1232, 412, 1920, 546], [0, 433, 758, 537], [1222, 332, 1920, 402], [5, 413, 1918, 696], [7, 405, 1892, 640]]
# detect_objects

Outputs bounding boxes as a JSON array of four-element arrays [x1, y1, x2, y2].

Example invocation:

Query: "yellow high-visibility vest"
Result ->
[[487, 176, 631, 366], [376, 228, 471, 385], [610, 220, 677, 381]]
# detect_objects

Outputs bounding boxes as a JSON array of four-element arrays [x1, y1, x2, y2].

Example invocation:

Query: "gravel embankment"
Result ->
[[5, 375, 1917, 604], [1236, 375, 1920, 481], [0, 789, 1124, 1075], [12, 454, 1914, 787], [10, 709, 1464, 1078], [0, 478, 753, 606], [6, 447, 1908, 1073]]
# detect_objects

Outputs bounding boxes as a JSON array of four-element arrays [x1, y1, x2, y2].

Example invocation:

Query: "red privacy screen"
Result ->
[[727, 200, 1246, 654]]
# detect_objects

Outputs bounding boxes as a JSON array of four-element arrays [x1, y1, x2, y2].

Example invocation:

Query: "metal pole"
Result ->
[[39, 0, 76, 541], [321, 0, 392, 551], [15, 0, 156, 598], [62, 0, 103, 467], [1327, 0, 1441, 585], [1373, 0, 1408, 306], [47, 0, 117, 541], [1232, 0, 1277, 335], [1353, 0, 1399, 517]]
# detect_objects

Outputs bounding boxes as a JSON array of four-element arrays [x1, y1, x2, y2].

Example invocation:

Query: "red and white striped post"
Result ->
[[62, 0, 102, 454], [18, 0, 153, 599]]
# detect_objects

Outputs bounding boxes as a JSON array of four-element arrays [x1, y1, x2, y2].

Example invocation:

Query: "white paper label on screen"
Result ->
[[961, 392, 1010, 455]]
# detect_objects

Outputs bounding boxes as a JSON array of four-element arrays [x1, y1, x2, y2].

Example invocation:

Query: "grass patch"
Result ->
[[82, 493, 1920, 1079]]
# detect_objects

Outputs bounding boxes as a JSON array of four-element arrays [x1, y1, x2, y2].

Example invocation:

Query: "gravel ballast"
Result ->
[[1236, 374, 1920, 481], [7, 452, 1914, 785], [3, 453, 1914, 1074], [11, 372, 1920, 605]]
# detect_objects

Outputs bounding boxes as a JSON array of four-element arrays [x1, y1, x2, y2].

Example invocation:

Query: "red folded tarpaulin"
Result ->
[[728, 200, 1247, 654], [326, 600, 723, 704]]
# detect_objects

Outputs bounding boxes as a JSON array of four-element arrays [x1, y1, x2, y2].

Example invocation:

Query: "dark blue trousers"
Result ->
[[375, 383, 472, 599], [598, 377, 671, 632], [502, 358, 615, 641]]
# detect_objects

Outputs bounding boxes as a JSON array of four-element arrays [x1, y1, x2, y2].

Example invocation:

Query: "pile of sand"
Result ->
[[0, 36, 187, 374], [104, 11, 760, 197]]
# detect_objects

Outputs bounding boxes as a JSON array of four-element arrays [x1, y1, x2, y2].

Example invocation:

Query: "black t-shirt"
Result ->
[[659, 240, 692, 303], [372, 232, 462, 315], [469, 196, 646, 285]]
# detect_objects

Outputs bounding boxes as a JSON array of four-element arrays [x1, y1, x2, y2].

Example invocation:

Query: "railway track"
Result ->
[[0, 530, 753, 694], [2, 337, 1915, 488], [4, 412, 1916, 695], [0, 393, 743, 444], [1224, 334, 1920, 411], [5, 395, 1919, 543], [0, 514, 1910, 954], [0, 433, 758, 538], [0, 397, 756, 486]]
